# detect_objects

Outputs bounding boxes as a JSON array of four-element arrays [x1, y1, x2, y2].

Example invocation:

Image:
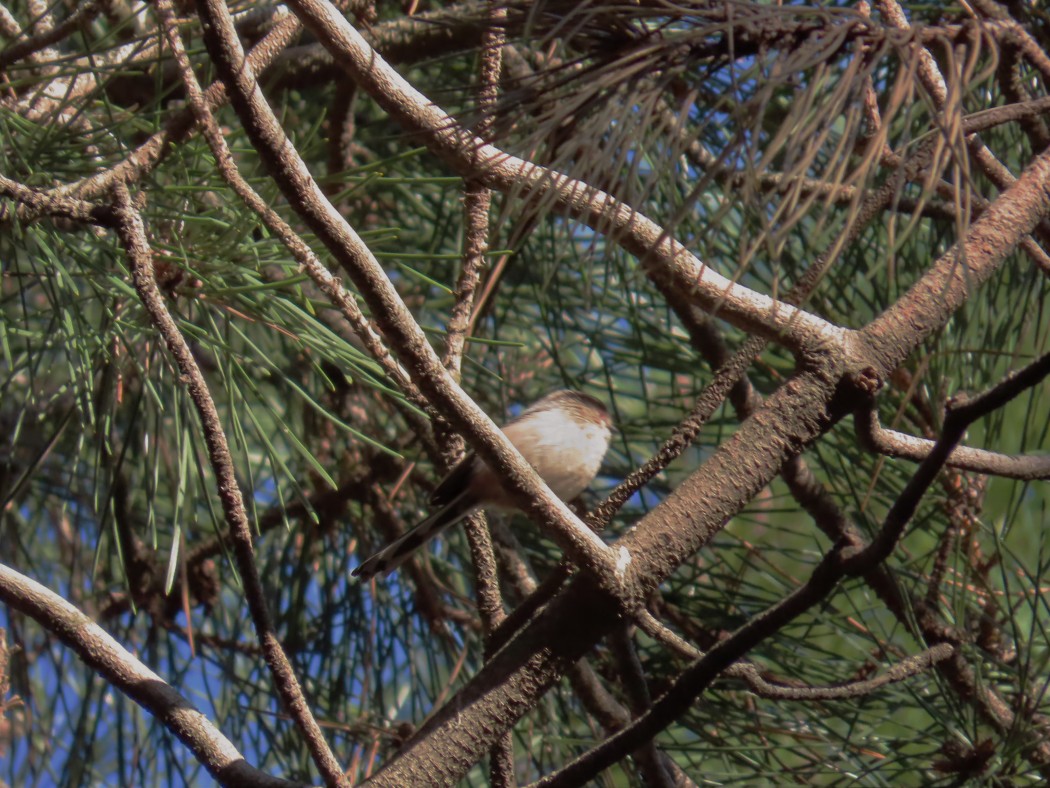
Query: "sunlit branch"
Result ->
[[856, 406, 1050, 480], [284, 0, 846, 356], [193, 0, 624, 591], [0, 562, 296, 788]]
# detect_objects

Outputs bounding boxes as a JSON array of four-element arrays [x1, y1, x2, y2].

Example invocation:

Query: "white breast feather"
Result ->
[[503, 407, 611, 501]]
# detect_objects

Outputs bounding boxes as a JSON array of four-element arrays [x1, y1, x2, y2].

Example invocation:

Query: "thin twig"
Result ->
[[153, 0, 432, 441], [636, 609, 954, 701]]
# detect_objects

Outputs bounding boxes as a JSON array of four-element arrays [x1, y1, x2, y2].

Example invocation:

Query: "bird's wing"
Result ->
[[429, 452, 477, 507], [352, 489, 478, 581]]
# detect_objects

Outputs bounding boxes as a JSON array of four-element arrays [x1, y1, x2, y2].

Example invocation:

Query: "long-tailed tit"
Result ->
[[352, 389, 612, 581]]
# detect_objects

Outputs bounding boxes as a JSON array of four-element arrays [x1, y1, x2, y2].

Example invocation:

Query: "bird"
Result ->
[[352, 389, 613, 581]]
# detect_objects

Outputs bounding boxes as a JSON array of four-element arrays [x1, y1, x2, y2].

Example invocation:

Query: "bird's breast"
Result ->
[[502, 409, 611, 501]]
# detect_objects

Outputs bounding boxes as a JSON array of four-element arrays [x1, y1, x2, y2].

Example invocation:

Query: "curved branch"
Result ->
[[855, 407, 1050, 480], [0, 562, 298, 788], [283, 0, 846, 356], [858, 350, 1050, 564]]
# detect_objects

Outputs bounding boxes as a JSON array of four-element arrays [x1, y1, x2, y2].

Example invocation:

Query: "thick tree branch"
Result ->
[[360, 122, 1050, 786], [0, 173, 115, 226], [534, 352, 1050, 786]]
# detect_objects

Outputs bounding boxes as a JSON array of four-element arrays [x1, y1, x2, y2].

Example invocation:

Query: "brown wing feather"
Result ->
[[352, 489, 477, 580], [429, 453, 477, 507]]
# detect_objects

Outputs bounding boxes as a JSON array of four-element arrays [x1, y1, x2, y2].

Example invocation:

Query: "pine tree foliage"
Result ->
[[1, 0, 1049, 785]]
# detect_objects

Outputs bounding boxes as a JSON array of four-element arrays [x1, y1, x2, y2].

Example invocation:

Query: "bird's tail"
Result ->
[[352, 495, 477, 581]]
